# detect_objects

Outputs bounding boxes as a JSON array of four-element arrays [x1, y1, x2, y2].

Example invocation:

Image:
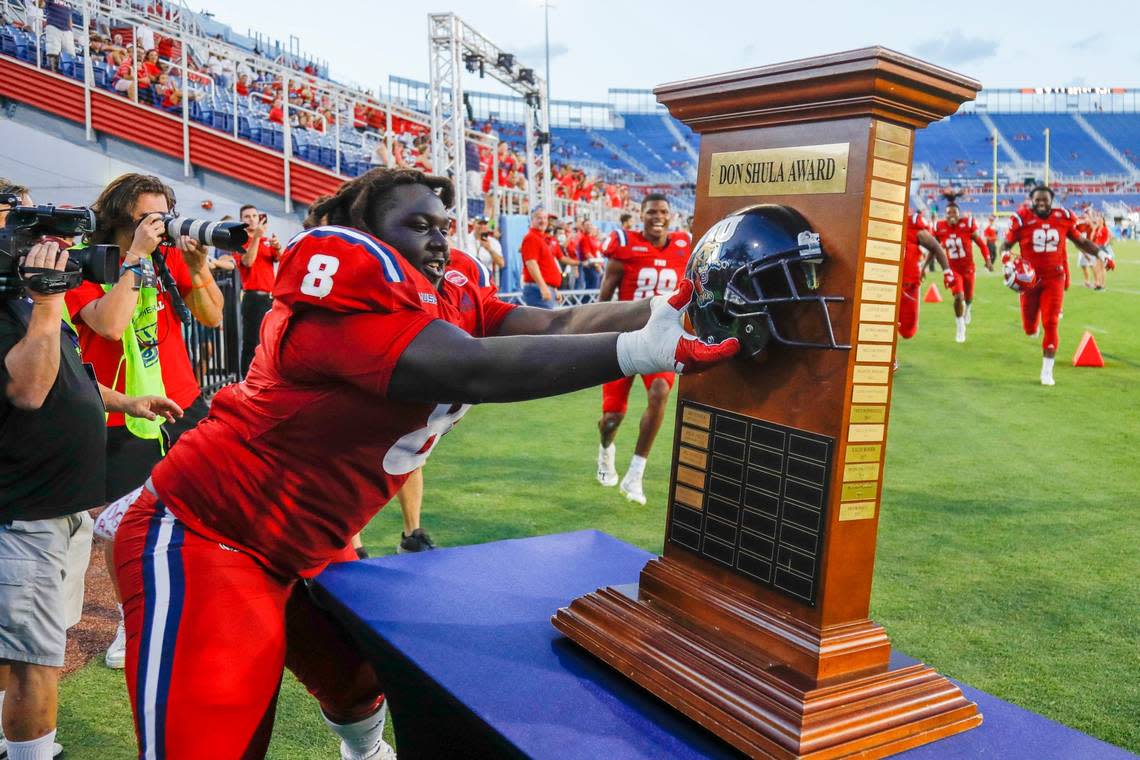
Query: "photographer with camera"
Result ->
[[1, 184, 181, 760], [225, 204, 280, 377], [62, 173, 227, 669]]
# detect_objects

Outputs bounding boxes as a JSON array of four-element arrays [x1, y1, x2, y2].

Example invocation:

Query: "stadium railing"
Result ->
[[182, 268, 241, 398]]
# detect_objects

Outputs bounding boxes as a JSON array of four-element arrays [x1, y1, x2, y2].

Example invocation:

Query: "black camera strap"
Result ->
[[151, 251, 192, 325], [21, 266, 83, 295]]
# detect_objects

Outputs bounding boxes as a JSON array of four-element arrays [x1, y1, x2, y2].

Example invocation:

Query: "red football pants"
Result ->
[[898, 280, 921, 339], [115, 490, 384, 759], [601, 372, 675, 414], [948, 265, 975, 301], [1020, 276, 1065, 352]]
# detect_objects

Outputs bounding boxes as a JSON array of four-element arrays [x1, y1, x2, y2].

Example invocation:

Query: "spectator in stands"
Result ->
[[141, 49, 161, 83], [112, 58, 136, 99], [268, 96, 284, 125], [521, 209, 560, 308], [42, 0, 75, 73], [619, 212, 634, 232], [61, 174, 223, 670]]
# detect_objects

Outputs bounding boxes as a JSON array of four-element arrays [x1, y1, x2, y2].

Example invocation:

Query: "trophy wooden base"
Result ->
[[553, 559, 981, 759]]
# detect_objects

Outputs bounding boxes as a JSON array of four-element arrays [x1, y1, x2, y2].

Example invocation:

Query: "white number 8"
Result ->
[[300, 254, 339, 298]]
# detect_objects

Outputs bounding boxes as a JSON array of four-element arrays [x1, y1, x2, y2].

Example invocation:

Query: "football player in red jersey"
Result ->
[[111, 169, 738, 760], [933, 203, 992, 343], [595, 193, 691, 505], [1000, 185, 1102, 385], [898, 210, 951, 341]]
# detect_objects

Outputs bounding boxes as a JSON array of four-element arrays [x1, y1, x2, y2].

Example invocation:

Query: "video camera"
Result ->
[[0, 196, 118, 297]]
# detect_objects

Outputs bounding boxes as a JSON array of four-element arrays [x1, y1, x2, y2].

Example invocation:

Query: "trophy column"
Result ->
[[555, 48, 982, 759]]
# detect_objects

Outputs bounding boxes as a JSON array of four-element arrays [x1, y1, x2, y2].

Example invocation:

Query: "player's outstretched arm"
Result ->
[[389, 281, 738, 405], [917, 230, 950, 271], [494, 297, 651, 337], [1068, 230, 1102, 258]]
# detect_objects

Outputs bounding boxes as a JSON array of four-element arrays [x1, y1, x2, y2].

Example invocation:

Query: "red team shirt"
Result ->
[[65, 247, 202, 425], [1004, 206, 1079, 280], [934, 216, 979, 270], [234, 237, 281, 292], [150, 227, 515, 577], [903, 211, 930, 282], [604, 228, 692, 300]]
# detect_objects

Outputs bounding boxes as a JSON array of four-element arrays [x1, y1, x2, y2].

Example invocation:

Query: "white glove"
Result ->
[[615, 279, 739, 376]]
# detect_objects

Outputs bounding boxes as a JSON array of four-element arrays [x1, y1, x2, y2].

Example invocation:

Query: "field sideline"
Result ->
[[58, 241, 1140, 757]]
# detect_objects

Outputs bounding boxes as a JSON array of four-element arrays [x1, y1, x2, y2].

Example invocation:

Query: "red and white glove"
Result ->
[[1098, 248, 1116, 271], [943, 270, 956, 290], [616, 279, 740, 375]]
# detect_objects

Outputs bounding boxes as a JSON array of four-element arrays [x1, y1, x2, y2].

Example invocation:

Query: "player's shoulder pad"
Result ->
[[605, 228, 633, 259], [669, 230, 692, 247], [272, 225, 421, 313], [446, 247, 493, 289]]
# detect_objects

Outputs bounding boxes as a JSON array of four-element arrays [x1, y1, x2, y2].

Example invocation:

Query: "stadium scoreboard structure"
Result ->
[[667, 402, 834, 607], [556, 48, 985, 758]]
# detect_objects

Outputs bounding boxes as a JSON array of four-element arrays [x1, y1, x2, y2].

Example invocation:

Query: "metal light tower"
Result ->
[[428, 13, 552, 232]]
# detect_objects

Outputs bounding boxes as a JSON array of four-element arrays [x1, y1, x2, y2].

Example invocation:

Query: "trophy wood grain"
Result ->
[[654, 46, 980, 133]]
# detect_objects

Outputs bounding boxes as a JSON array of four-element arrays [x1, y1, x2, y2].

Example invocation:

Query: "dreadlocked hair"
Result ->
[[303, 168, 454, 237]]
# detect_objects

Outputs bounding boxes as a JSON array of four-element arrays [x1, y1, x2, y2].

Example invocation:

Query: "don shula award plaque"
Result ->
[[554, 48, 982, 759]]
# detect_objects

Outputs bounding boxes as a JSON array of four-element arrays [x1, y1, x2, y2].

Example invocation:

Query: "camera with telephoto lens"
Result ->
[[0, 196, 119, 297], [162, 215, 249, 252]]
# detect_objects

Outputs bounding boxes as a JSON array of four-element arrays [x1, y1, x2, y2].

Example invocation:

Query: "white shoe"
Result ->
[[955, 323, 966, 343], [619, 472, 647, 505], [1040, 370, 1055, 386], [105, 619, 127, 669], [964, 306, 972, 325], [0, 738, 63, 758], [341, 738, 397, 760], [596, 444, 618, 487]]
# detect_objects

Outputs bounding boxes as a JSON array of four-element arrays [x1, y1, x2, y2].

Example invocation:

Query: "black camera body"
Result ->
[[0, 197, 118, 297], [162, 215, 249, 252]]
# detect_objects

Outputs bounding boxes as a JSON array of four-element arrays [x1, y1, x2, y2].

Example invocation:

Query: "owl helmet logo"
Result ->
[[685, 204, 850, 357]]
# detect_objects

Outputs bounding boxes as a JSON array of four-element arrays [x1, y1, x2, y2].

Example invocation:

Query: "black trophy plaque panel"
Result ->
[[667, 401, 835, 606]]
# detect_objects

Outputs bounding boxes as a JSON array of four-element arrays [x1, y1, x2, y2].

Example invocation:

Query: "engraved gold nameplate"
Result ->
[[682, 407, 712, 429], [852, 365, 890, 384], [680, 426, 709, 449], [838, 501, 877, 521], [850, 405, 886, 424], [845, 443, 882, 462], [859, 302, 896, 323], [678, 446, 708, 470], [858, 323, 895, 343], [866, 239, 901, 261], [852, 385, 889, 404], [843, 462, 880, 481], [676, 465, 706, 488], [675, 485, 704, 510], [841, 482, 878, 501], [709, 143, 849, 197]]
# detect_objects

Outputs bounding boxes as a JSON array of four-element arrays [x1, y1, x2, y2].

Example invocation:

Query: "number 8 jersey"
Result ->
[[605, 228, 692, 301], [1004, 205, 1079, 279], [150, 226, 515, 578]]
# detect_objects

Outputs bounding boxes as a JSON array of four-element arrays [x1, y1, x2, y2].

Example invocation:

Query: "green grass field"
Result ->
[[59, 241, 1140, 757]]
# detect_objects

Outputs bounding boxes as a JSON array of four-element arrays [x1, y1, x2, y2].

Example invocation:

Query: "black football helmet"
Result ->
[[687, 204, 850, 357]]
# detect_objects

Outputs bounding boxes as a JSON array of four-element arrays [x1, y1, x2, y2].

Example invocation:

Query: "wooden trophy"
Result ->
[[554, 48, 981, 758]]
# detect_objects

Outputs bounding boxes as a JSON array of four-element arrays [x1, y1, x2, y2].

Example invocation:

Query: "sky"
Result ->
[[190, 0, 1138, 104]]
